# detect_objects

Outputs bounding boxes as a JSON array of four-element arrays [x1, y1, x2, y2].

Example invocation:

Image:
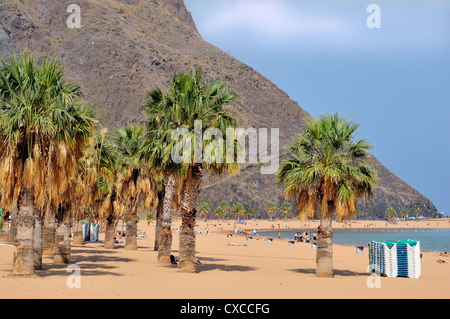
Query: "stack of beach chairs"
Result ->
[[368, 239, 421, 279]]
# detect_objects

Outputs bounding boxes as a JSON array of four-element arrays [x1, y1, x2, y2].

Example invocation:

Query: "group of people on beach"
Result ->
[[293, 231, 317, 244]]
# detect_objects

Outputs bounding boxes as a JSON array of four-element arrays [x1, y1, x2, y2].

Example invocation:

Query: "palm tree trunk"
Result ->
[[178, 165, 202, 273], [72, 218, 84, 245], [154, 190, 164, 251], [33, 209, 44, 270], [125, 203, 138, 250], [0, 210, 10, 241], [54, 205, 72, 264], [72, 210, 84, 245], [9, 205, 18, 244], [42, 204, 56, 255], [316, 200, 335, 278], [12, 186, 36, 276], [104, 216, 116, 249], [158, 174, 177, 263]]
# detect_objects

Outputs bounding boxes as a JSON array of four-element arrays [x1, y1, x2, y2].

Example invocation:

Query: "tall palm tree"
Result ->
[[51, 125, 95, 265], [145, 70, 239, 272], [0, 54, 95, 274], [386, 206, 398, 222], [152, 178, 165, 251], [414, 205, 421, 222], [232, 203, 245, 222], [70, 136, 101, 246], [266, 202, 278, 222], [198, 199, 211, 222], [140, 111, 185, 264], [277, 113, 378, 278], [114, 123, 155, 250], [280, 202, 293, 221], [400, 208, 408, 221], [214, 200, 230, 220], [48, 88, 95, 265], [94, 131, 122, 250]]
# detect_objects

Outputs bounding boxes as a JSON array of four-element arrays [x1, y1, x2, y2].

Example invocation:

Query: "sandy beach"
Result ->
[[0, 218, 449, 299]]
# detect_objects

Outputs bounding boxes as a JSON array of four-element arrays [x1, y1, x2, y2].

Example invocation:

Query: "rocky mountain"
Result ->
[[0, 0, 437, 219]]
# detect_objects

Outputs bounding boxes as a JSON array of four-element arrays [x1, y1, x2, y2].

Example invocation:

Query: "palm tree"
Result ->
[[266, 202, 278, 222], [51, 116, 97, 264], [198, 199, 211, 222], [53, 204, 72, 264], [414, 205, 421, 222], [232, 203, 245, 222], [214, 206, 225, 220], [248, 208, 259, 220], [42, 204, 56, 255], [71, 138, 102, 246], [215, 201, 230, 220], [113, 123, 155, 250], [400, 208, 408, 221], [141, 95, 186, 264], [144, 70, 239, 272], [145, 212, 155, 226], [0, 54, 95, 274], [152, 178, 165, 251], [277, 113, 378, 278], [280, 202, 293, 221], [386, 206, 398, 222], [8, 206, 18, 244], [97, 126, 157, 251], [177, 73, 239, 272], [94, 131, 122, 249]]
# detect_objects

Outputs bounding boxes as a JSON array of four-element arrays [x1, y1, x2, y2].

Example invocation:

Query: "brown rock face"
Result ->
[[0, 0, 436, 218]]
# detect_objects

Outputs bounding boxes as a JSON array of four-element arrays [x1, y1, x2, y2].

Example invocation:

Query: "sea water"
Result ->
[[259, 228, 450, 253]]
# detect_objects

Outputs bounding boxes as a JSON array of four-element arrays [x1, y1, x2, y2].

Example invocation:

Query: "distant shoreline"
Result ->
[[192, 218, 450, 254], [185, 218, 450, 231]]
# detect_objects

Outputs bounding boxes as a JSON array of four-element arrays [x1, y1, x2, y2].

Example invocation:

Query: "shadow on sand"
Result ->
[[196, 263, 258, 273], [36, 245, 136, 277], [160, 256, 258, 273], [195, 256, 258, 273], [288, 268, 368, 277]]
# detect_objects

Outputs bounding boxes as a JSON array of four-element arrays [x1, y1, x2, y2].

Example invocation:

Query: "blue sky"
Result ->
[[184, 0, 450, 216]]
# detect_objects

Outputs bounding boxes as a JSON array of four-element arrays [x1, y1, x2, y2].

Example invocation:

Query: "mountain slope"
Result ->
[[0, 0, 437, 218]]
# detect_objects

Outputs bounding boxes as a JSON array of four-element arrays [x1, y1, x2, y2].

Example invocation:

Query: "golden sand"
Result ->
[[0, 219, 449, 299]]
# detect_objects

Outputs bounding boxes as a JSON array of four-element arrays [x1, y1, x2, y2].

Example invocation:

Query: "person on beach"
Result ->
[[278, 232, 281, 240], [304, 231, 310, 243]]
